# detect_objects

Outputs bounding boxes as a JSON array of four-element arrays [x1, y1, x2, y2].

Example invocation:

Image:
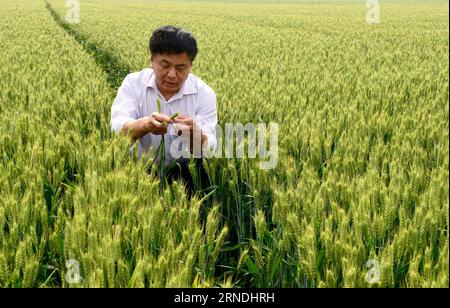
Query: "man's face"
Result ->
[[151, 52, 192, 95]]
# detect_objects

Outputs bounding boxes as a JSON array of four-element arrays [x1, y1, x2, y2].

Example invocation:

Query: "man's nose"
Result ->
[[167, 67, 177, 79]]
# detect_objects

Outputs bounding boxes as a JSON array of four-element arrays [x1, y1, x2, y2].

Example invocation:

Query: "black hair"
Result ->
[[149, 25, 198, 61]]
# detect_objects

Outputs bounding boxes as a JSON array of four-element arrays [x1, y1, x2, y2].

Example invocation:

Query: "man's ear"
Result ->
[[148, 55, 153, 68]]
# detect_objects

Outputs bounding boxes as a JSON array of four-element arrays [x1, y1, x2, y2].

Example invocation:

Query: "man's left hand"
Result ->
[[173, 115, 208, 155]]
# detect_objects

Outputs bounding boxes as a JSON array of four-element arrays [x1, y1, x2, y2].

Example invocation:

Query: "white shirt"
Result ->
[[111, 68, 218, 165]]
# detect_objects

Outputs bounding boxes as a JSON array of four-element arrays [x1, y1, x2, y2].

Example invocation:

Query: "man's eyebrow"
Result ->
[[160, 59, 186, 67]]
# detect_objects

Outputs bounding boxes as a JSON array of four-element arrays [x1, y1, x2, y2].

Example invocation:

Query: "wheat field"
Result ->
[[0, 0, 448, 288]]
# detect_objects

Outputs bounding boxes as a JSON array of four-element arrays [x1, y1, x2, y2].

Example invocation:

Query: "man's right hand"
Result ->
[[145, 112, 174, 135], [121, 112, 174, 142]]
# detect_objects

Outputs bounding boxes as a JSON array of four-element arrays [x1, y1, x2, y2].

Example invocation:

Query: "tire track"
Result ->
[[45, 1, 131, 90]]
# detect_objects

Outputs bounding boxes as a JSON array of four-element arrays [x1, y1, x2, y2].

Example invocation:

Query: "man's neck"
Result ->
[[160, 90, 175, 101], [155, 80, 176, 101]]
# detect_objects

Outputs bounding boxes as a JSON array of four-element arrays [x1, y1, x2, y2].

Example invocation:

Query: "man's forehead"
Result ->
[[155, 53, 191, 65]]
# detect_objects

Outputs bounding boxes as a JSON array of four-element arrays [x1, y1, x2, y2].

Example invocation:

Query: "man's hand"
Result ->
[[121, 112, 173, 142], [173, 115, 208, 154], [145, 112, 174, 135]]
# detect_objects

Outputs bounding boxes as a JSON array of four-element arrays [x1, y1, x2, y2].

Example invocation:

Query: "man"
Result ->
[[111, 25, 217, 195]]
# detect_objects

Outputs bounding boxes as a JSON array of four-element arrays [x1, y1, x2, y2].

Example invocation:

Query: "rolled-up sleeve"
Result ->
[[110, 74, 139, 133], [196, 86, 218, 151]]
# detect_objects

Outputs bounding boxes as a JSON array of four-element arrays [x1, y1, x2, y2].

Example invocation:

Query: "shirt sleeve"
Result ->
[[110, 74, 139, 133], [196, 86, 218, 152]]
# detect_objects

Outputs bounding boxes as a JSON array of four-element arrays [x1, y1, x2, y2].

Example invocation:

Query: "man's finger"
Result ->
[[150, 117, 164, 129], [174, 116, 193, 124], [152, 112, 173, 124], [150, 118, 168, 135], [173, 123, 191, 135]]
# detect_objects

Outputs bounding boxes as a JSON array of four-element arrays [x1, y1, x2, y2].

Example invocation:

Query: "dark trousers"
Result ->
[[165, 159, 211, 199]]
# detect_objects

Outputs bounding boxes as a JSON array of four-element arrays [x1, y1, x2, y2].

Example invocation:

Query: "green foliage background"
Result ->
[[0, 0, 448, 287]]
